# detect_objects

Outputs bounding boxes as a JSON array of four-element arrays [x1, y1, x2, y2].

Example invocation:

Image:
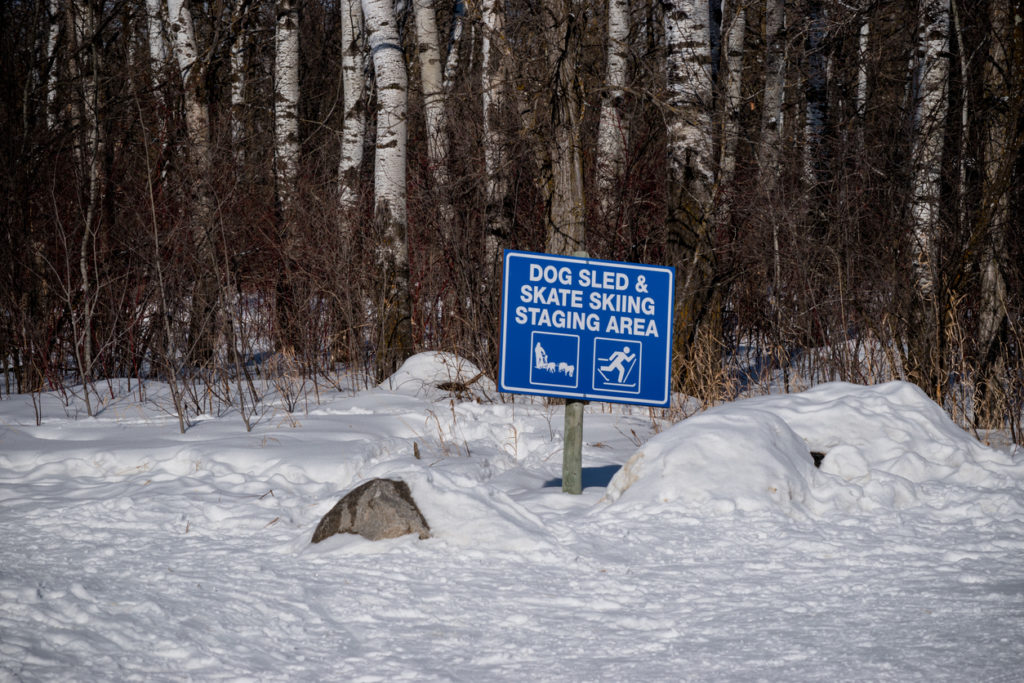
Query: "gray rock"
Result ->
[[311, 478, 431, 543]]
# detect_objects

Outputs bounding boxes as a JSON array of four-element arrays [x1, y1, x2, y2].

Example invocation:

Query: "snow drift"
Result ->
[[606, 381, 1023, 519]]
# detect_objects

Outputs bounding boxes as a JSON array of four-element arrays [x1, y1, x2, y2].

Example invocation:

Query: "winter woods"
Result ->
[[1, 0, 1022, 435]]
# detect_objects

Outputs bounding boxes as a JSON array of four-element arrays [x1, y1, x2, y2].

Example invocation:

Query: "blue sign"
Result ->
[[499, 250, 675, 407]]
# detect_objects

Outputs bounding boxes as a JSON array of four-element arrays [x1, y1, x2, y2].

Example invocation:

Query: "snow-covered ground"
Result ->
[[1, 353, 1022, 681]]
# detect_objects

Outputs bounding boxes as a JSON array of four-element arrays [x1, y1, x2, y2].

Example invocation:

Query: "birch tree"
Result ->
[[362, 0, 413, 377], [803, 1, 827, 192], [339, 0, 365, 213], [229, 0, 250, 152], [759, 0, 785, 188], [481, 0, 509, 274], [274, 0, 301, 351], [664, 0, 716, 390], [906, 0, 949, 395], [166, 0, 219, 362], [759, 0, 786, 374], [718, 0, 746, 193], [545, 1, 586, 257], [596, 0, 629, 218], [45, 0, 61, 128], [145, 0, 167, 90], [856, 16, 869, 129], [413, 0, 449, 205], [275, 0, 300, 212], [443, 0, 466, 92]]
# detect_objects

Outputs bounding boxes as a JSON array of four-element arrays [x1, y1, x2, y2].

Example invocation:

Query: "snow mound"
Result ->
[[605, 381, 1024, 518], [309, 464, 566, 556], [379, 351, 496, 400], [742, 381, 1024, 516], [604, 405, 816, 515]]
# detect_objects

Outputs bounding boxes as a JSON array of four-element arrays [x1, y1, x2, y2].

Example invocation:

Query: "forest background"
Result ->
[[1, 0, 1021, 441]]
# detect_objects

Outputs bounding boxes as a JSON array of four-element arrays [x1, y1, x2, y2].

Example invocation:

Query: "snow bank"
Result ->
[[604, 403, 816, 514], [605, 381, 1024, 519], [303, 464, 566, 556], [379, 351, 496, 400]]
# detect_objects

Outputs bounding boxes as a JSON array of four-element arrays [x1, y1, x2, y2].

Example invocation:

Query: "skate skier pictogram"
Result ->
[[598, 346, 636, 384]]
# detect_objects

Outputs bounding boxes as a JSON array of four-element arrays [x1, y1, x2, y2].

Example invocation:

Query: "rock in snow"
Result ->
[[311, 478, 431, 543]]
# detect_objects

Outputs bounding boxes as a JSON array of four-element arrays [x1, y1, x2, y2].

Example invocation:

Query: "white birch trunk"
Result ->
[[719, 0, 746, 188], [362, 0, 413, 374], [166, 0, 211, 189], [363, 0, 408, 234], [414, 0, 448, 195], [803, 2, 827, 189], [909, 0, 949, 302], [664, 0, 715, 371], [442, 0, 466, 93], [146, 0, 167, 90], [166, 0, 197, 85], [167, 0, 220, 359], [760, 0, 786, 345], [166, 0, 209, 162], [856, 20, 869, 121], [229, 0, 248, 151], [596, 0, 629, 217], [481, 0, 508, 267], [46, 0, 61, 128], [759, 0, 786, 185], [665, 0, 714, 234], [339, 0, 365, 212], [275, 0, 300, 213]]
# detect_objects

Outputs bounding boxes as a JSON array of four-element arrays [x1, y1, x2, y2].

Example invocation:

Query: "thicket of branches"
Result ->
[[1, 0, 1021, 440]]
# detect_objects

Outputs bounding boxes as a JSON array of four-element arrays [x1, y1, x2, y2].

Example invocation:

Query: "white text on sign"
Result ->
[[515, 263, 661, 338]]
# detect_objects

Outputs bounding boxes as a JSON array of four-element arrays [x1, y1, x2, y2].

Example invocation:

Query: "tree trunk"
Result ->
[[229, 0, 249, 153], [759, 0, 785, 187], [856, 18, 869, 125], [145, 0, 166, 88], [339, 0, 365, 213], [596, 0, 629, 219], [545, 2, 586, 257], [974, 0, 1021, 427], [759, 0, 787, 388], [906, 0, 949, 398], [363, 0, 413, 379], [481, 0, 509, 277], [274, 0, 302, 353], [413, 0, 449, 208], [803, 1, 827, 193], [718, 0, 745, 191], [664, 0, 716, 394], [167, 0, 220, 364], [46, 0, 61, 128], [275, 0, 300, 213], [443, 0, 466, 93]]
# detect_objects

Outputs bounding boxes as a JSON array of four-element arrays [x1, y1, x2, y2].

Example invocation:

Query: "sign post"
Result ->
[[499, 250, 675, 492], [561, 251, 589, 495]]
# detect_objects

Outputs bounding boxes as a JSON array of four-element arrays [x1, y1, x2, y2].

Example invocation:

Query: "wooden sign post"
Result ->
[[562, 396, 585, 494]]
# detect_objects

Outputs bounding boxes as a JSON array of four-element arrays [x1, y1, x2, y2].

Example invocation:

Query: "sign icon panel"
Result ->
[[499, 250, 675, 407], [530, 332, 579, 389], [593, 338, 641, 394]]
